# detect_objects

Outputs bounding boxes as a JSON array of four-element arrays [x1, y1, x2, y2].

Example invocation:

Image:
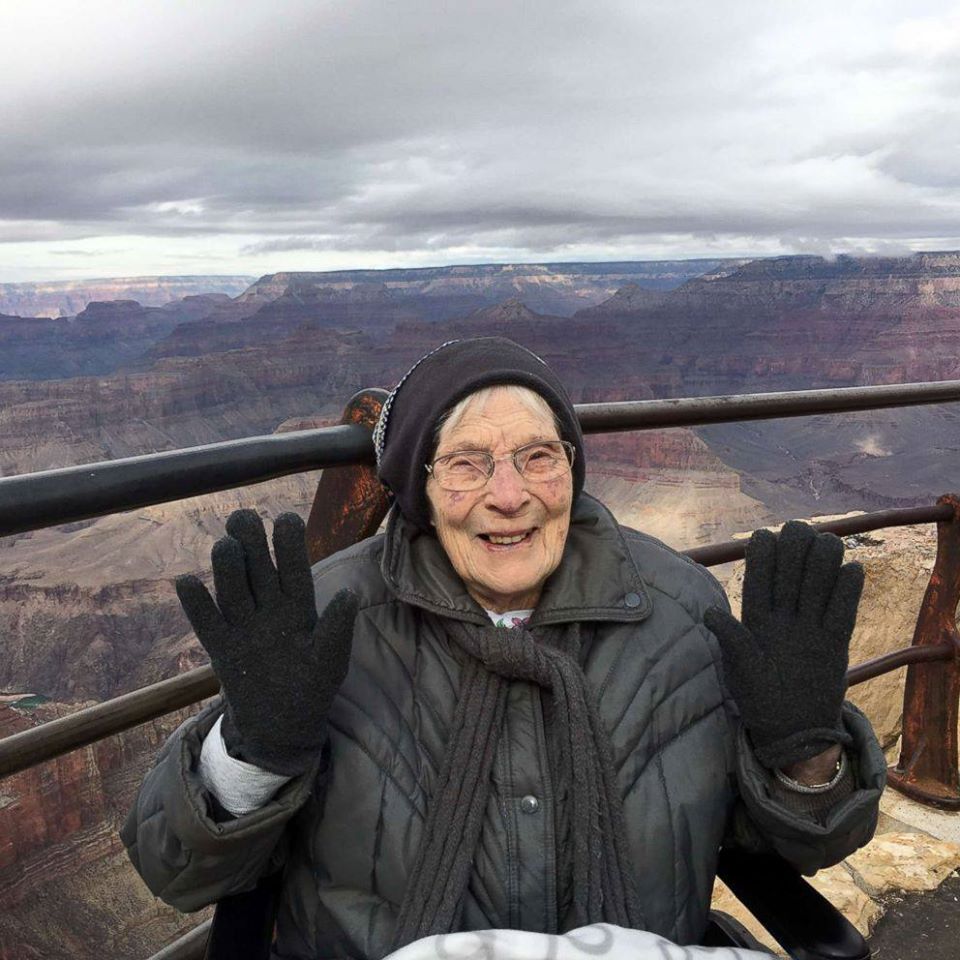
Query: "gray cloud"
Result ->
[[3, 0, 960, 277]]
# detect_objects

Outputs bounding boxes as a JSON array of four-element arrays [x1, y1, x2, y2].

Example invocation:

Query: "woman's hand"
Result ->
[[175, 509, 358, 777], [782, 743, 843, 786], [704, 520, 864, 770]]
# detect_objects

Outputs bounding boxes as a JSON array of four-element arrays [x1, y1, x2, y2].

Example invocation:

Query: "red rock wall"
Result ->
[[0, 700, 210, 958]]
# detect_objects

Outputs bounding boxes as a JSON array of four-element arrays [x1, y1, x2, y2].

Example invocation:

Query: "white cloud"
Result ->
[[2, 1, 960, 278]]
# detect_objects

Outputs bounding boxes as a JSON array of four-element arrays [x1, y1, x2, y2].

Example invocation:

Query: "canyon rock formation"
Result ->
[[1, 253, 959, 957], [0, 700, 211, 960], [0, 276, 254, 320]]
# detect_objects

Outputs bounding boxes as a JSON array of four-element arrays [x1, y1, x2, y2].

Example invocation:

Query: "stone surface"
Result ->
[[842, 527, 937, 751], [806, 864, 883, 935], [710, 823, 960, 957], [845, 832, 960, 896], [879, 789, 960, 846], [711, 786, 960, 956]]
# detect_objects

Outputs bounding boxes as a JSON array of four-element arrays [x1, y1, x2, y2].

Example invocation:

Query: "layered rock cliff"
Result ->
[[3, 252, 958, 510], [0, 276, 254, 319], [0, 295, 236, 381], [234, 260, 727, 317], [133, 262, 729, 367], [2, 252, 960, 957], [0, 473, 329, 959], [571, 253, 960, 514], [0, 700, 210, 960], [576, 253, 960, 390]]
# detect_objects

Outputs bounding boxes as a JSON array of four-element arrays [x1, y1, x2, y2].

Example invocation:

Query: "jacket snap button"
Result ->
[[520, 795, 539, 814], [624, 592, 642, 608]]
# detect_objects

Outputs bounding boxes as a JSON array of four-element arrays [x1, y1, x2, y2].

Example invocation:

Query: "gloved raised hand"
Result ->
[[704, 520, 864, 770], [175, 509, 358, 777]]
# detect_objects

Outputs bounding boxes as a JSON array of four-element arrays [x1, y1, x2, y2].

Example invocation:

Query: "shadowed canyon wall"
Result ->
[[1, 253, 959, 957]]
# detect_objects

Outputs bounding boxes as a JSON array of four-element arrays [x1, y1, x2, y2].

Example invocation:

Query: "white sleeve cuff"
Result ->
[[199, 714, 293, 816]]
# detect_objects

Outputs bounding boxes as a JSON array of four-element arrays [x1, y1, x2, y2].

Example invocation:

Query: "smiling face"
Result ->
[[426, 386, 574, 614]]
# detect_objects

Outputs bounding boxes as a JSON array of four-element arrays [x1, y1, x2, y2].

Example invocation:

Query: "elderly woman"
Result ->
[[122, 337, 885, 958]]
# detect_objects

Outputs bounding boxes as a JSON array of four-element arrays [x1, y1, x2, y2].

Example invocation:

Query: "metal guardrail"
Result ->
[[0, 423, 374, 538], [3, 379, 960, 537], [147, 922, 210, 960], [685, 503, 955, 566], [576, 378, 960, 431], [0, 666, 220, 779]]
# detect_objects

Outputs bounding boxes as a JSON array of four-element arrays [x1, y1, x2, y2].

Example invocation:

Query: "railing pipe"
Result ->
[[146, 921, 211, 960], [685, 503, 955, 566], [576, 378, 960, 433], [847, 642, 953, 686], [0, 667, 220, 779], [0, 422, 374, 538], [3, 380, 960, 538]]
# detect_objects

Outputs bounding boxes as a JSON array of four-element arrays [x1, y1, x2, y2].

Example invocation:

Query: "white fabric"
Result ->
[[198, 714, 292, 816], [484, 608, 535, 628], [383, 924, 771, 960]]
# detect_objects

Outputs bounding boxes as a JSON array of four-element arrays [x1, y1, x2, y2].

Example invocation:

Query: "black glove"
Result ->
[[175, 509, 358, 777], [704, 520, 864, 769]]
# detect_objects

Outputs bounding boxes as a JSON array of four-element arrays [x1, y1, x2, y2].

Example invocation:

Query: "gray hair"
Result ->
[[433, 384, 561, 451]]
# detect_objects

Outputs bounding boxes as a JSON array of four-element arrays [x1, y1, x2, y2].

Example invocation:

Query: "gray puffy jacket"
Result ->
[[122, 495, 886, 959]]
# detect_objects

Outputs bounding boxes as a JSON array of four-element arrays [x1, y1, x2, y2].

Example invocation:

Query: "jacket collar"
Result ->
[[380, 493, 653, 627]]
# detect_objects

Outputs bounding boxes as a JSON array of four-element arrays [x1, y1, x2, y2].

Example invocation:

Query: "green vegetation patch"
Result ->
[[10, 694, 50, 710]]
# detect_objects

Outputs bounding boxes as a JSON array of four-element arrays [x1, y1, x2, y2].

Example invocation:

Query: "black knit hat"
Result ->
[[374, 337, 585, 530]]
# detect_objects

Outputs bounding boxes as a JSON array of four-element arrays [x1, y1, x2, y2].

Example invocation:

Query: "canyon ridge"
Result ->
[[1, 253, 958, 958]]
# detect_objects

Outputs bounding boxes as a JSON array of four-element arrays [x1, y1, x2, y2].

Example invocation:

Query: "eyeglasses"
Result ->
[[425, 440, 575, 492]]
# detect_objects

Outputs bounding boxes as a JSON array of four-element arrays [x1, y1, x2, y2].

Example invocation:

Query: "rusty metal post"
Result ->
[[305, 388, 392, 564], [888, 494, 960, 808]]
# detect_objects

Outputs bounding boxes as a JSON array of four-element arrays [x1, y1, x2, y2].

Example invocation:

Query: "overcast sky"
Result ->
[[2, 0, 960, 281]]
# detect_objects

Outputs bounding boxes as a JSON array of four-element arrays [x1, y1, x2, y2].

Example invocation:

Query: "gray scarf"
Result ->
[[390, 620, 645, 950]]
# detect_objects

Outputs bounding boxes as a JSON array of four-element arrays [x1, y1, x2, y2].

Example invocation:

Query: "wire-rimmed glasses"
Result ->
[[425, 440, 575, 492]]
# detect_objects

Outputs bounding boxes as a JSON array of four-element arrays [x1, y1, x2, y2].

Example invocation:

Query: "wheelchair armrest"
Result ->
[[717, 847, 870, 960]]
